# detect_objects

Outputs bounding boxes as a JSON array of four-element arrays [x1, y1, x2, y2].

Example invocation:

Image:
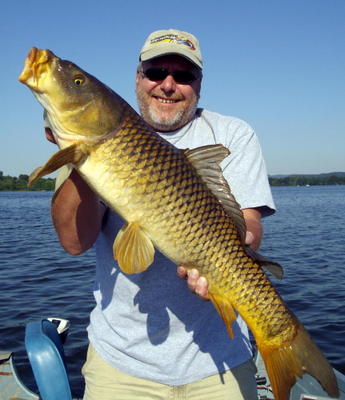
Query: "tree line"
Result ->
[[268, 174, 345, 186], [0, 172, 55, 191], [1, 171, 344, 191]]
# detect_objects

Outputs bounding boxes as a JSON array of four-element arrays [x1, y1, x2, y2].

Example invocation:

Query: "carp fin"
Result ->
[[28, 143, 88, 185], [245, 247, 284, 280], [259, 322, 339, 400], [113, 222, 155, 274], [184, 144, 246, 243], [209, 291, 237, 339]]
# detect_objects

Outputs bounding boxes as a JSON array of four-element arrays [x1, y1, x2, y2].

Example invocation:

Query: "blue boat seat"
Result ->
[[25, 319, 72, 400]]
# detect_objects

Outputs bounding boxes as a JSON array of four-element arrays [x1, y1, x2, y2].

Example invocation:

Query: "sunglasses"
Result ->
[[142, 67, 200, 84]]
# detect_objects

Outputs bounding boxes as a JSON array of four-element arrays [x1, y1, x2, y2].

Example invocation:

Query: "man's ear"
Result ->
[[135, 71, 141, 85]]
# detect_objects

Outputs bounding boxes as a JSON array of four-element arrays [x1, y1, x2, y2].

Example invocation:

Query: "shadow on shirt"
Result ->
[[93, 209, 253, 382]]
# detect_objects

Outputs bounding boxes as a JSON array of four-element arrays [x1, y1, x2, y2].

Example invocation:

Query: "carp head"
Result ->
[[19, 47, 125, 147]]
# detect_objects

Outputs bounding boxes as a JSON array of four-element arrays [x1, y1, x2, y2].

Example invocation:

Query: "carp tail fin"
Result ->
[[259, 322, 339, 400]]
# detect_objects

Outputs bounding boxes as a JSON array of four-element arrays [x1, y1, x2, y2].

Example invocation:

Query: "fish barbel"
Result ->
[[19, 48, 339, 400]]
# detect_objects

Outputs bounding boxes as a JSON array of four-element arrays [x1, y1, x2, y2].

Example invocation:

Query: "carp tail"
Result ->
[[259, 322, 339, 400]]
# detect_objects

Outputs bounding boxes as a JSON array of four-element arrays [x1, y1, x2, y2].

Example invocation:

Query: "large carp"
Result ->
[[19, 48, 339, 400]]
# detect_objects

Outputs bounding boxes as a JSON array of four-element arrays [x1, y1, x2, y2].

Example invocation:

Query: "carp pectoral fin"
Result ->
[[245, 247, 284, 280], [209, 292, 237, 339], [259, 322, 339, 400], [28, 144, 87, 185], [113, 222, 155, 274]]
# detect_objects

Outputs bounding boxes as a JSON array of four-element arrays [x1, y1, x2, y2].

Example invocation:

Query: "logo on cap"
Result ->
[[150, 34, 196, 51]]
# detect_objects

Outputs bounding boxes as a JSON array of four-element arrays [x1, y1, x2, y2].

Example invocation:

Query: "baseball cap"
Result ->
[[139, 29, 203, 69]]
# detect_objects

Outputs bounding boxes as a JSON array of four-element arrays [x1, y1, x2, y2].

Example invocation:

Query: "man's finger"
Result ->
[[177, 266, 210, 300], [187, 269, 199, 291], [177, 265, 187, 279], [195, 276, 210, 300], [245, 231, 254, 245]]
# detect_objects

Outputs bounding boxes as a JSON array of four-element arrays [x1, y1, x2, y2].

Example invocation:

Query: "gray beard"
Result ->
[[136, 89, 199, 132]]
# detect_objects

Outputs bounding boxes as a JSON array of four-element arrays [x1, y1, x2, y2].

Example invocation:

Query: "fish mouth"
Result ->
[[18, 47, 54, 90]]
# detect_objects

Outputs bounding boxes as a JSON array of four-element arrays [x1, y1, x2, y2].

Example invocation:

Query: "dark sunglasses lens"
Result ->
[[172, 70, 196, 84], [144, 68, 168, 81], [144, 68, 197, 84]]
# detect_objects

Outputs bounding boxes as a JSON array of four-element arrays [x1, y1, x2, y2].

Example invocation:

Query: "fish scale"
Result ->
[[19, 47, 339, 400]]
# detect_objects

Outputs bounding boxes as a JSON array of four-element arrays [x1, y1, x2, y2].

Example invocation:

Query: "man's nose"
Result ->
[[159, 74, 177, 92]]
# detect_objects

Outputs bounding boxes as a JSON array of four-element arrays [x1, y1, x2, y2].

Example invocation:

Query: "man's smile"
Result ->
[[153, 95, 181, 104]]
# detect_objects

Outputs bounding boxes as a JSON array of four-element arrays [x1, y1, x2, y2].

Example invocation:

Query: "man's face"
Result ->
[[136, 55, 202, 132]]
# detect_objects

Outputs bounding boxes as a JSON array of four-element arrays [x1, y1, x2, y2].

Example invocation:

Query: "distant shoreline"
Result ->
[[0, 173, 55, 191], [1, 172, 344, 191], [269, 172, 345, 186]]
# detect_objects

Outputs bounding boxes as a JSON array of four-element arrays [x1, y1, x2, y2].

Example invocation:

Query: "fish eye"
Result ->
[[74, 76, 85, 86]]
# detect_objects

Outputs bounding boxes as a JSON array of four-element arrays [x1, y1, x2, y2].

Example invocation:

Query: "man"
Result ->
[[49, 29, 275, 399]]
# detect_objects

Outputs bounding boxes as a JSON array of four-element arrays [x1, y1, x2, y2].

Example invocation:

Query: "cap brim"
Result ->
[[140, 49, 202, 69]]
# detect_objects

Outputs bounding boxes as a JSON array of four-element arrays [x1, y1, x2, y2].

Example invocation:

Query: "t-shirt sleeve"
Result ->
[[220, 119, 275, 217]]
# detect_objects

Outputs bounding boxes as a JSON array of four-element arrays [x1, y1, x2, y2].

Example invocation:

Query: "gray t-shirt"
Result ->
[[87, 108, 275, 385]]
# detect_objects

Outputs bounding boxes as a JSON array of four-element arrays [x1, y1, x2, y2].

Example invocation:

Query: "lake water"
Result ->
[[0, 186, 344, 398]]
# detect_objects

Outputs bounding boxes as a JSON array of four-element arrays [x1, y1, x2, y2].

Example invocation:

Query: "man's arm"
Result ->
[[52, 169, 106, 255], [45, 125, 106, 255]]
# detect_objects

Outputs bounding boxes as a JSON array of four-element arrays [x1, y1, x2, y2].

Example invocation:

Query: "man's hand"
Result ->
[[177, 266, 210, 300]]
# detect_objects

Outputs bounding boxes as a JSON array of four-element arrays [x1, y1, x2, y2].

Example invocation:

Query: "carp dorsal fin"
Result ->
[[245, 247, 284, 280], [113, 221, 155, 274], [184, 144, 246, 243], [28, 143, 88, 185], [209, 291, 237, 339]]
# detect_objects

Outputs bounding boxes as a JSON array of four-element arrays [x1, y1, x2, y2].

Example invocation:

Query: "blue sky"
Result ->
[[1, 0, 344, 176]]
